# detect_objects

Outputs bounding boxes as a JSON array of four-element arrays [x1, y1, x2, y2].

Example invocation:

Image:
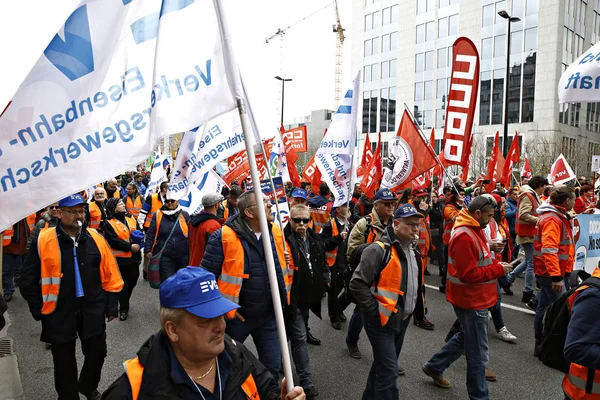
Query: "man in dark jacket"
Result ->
[[321, 204, 351, 330], [283, 204, 327, 399], [188, 193, 224, 266], [102, 267, 305, 400], [201, 191, 287, 379], [27, 202, 60, 250], [350, 204, 426, 400], [20, 194, 124, 400]]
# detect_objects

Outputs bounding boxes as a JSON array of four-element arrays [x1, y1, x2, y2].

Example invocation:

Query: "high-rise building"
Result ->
[[351, 0, 600, 177]]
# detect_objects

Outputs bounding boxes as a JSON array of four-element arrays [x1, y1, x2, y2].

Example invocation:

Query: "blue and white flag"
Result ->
[[315, 72, 360, 207], [179, 169, 226, 215], [268, 131, 291, 183], [0, 0, 240, 231], [167, 108, 246, 200], [146, 152, 167, 195], [559, 41, 600, 103]]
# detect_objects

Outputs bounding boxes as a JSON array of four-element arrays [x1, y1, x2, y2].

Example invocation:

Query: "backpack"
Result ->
[[343, 240, 391, 304], [537, 275, 600, 372]]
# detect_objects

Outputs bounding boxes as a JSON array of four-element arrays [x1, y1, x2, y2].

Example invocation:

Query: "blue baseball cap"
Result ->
[[373, 188, 395, 201], [291, 188, 307, 200], [394, 203, 424, 219], [58, 194, 84, 208], [159, 267, 239, 319]]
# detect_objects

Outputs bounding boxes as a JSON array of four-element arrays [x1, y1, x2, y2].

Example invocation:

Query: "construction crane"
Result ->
[[333, 0, 345, 109], [265, 2, 334, 43]]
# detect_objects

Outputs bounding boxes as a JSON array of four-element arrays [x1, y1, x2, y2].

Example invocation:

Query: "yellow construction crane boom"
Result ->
[[333, 0, 345, 109], [265, 2, 334, 43]]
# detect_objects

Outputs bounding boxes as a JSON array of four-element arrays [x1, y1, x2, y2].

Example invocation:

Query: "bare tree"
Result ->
[[522, 135, 560, 177]]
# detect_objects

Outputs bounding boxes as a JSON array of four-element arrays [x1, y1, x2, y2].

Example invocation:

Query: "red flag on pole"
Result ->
[[484, 132, 500, 193], [381, 110, 438, 192], [521, 154, 532, 181], [500, 132, 520, 187], [359, 133, 382, 198], [549, 154, 576, 185], [358, 132, 373, 178], [459, 133, 474, 183], [280, 125, 301, 186]]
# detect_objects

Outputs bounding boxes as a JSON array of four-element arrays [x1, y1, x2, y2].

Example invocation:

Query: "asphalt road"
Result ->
[[6, 264, 566, 399]]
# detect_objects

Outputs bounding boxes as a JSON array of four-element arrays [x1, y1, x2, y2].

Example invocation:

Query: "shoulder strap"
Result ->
[[364, 214, 373, 242], [151, 212, 179, 254], [582, 276, 600, 290]]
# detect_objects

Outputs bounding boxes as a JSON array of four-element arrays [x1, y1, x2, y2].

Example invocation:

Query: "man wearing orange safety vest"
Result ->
[[102, 267, 305, 400], [562, 268, 600, 400], [439, 186, 464, 294], [423, 196, 512, 399], [2, 217, 30, 302], [89, 187, 108, 232], [350, 204, 426, 400], [218, 185, 243, 221], [201, 190, 289, 380], [19, 194, 123, 400], [138, 182, 167, 231], [307, 183, 333, 234]]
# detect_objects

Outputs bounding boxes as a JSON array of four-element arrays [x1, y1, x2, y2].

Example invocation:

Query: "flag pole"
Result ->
[[403, 103, 462, 195]]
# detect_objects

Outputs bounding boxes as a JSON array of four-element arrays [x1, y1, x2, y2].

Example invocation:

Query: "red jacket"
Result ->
[[188, 212, 223, 267], [573, 195, 595, 214], [446, 209, 505, 310]]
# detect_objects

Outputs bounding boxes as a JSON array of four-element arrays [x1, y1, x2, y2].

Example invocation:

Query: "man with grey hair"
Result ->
[[188, 193, 224, 267], [103, 267, 305, 399], [201, 191, 289, 379], [105, 178, 120, 199]]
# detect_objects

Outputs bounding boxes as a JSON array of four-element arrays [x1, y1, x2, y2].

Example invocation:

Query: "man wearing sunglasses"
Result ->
[[349, 203, 426, 399], [281, 204, 327, 399]]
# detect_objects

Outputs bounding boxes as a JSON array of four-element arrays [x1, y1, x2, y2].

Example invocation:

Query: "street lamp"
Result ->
[[274, 76, 292, 126], [498, 10, 521, 157]]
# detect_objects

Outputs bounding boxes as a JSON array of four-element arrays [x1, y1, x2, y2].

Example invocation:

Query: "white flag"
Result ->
[[168, 109, 247, 200], [548, 153, 576, 185], [315, 72, 360, 207], [179, 170, 226, 215], [146, 153, 166, 195], [0, 0, 239, 231], [558, 41, 600, 103]]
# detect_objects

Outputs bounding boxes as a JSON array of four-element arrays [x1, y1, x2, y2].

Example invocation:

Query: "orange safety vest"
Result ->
[[222, 199, 231, 220], [533, 211, 574, 277], [37, 227, 123, 315], [442, 204, 460, 245], [371, 241, 403, 326], [562, 268, 600, 400], [106, 217, 137, 258], [89, 202, 103, 230], [310, 203, 331, 234], [144, 194, 163, 229], [150, 211, 188, 253], [325, 219, 339, 267], [516, 192, 539, 237], [2, 228, 13, 247], [26, 213, 37, 232], [125, 195, 142, 219], [446, 226, 498, 310], [123, 343, 262, 400], [219, 224, 288, 318]]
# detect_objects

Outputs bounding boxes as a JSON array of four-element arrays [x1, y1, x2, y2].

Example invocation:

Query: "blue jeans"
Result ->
[[534, 276, 566, 345], [285, 308, 313, 390], [490, 282, 504, 332], [508, 242, 534, 294], [226, 313, 281, 379], [2, 254, 25, 295], [346, 306, 363, 345], [425, 307, 490, 400], [361, 313, 411, 400]]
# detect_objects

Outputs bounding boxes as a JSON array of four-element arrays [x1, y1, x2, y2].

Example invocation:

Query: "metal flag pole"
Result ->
[[403, 103, 462, 195]]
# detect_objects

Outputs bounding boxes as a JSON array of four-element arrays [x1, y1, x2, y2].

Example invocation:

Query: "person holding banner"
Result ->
[[200, 191, 288, 379], [574, 185, 595, 214]]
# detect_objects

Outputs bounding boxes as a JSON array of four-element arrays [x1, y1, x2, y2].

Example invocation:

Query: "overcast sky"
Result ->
[[0, 0, 353, 129]]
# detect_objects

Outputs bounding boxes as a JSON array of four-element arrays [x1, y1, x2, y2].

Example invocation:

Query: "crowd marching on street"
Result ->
[[2, 168, 600, 400]]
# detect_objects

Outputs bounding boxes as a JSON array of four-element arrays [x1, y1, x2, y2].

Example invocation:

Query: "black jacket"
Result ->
[[144, 208, 190, 260], [320, 217, 351, 274], [284, 224, 327, 319], [429, 201, 444, 232], [102, 332, 280, 400], [19, 223, 119, 344], [27, 211, 59, 250], [349, 226, 425, 332]]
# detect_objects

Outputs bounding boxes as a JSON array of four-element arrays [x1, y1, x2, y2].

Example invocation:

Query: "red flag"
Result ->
[[459, 133, 474, 183], [500, 132, 521, 188], [549, 154, 576, 185], [485, 132, 500, 193], [280, 125, 301, 186], [381, 110, 438, 192], [357, 132, 373, 177], [359, 133, 382, 198], [492, 153, 506, 190], [302, 155, 321, 194], [521, 156, 532, 180], [442, 37, 480, 167]]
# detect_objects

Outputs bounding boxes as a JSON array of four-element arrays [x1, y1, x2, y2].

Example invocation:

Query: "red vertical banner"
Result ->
[[485, 132, 500, 193], [442, 37, 480, 167]]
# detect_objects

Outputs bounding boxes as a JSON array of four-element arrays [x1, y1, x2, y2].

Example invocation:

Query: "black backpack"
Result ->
[[342, 240, 391, 304], [537, 275, 600, 372]]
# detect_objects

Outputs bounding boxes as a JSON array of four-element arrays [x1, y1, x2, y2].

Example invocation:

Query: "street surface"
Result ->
[[7, 264, 565, 399]]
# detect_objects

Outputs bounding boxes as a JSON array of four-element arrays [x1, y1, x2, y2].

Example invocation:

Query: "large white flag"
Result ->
[[315, 72, 360, 207], [179, 169, 227, 216], [146, 152, 167, 195], [167, 108, 246, 200], [558, 41, 600, 103], [0, 0, 239, 231]]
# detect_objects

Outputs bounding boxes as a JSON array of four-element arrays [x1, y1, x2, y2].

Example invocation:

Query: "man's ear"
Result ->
[[164, 321, 179, 342]]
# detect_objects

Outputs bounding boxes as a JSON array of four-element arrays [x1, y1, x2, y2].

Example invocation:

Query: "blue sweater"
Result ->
[[564, 286, 600, 370], [505, 197, 518, 236]]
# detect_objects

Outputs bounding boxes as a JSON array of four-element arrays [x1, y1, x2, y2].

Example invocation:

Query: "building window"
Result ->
[[494, 34, 506, 58], [415, 82, 424, 101], [426, 21, 435, 41], [449, 14, 459, 35], [425, 51, 434, 70], [416, 53, 425, 72], [389, 59, 397, 77], [439, 17, 448, 38], [438, 48, 447, 68], [562, 137, 577, 162], [389, 86, 397, 131], [373, 11, 380, 29], [370, 90, 377, 133], [417, 0, 426, 15], [491, 69, 505, 125], [380, 88, 388, 132], [362, 92, 370, 133], [372, 37, 380, 55], [364, 65, 371, 82], [371, 63, 379, 80], [381, 61, 389, 79], [482, 38, 493, 60], [479, 71, 492, 125], [365, 14, 372, 31], [416, 24, 425, 43], [424, 80, 433, 100], [390, 32, 398, 50], [483, 4, 494, 26], [391, 5, 399, 23], [495, 1, 507, 24], [382, 7, 391, 26], [586, 103, 600, 133], [382, 34, 390, 53]]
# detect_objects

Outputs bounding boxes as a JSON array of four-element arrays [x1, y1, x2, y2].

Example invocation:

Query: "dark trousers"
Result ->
[[118, 260, 140, 313], [440, 246, 449, 287], [328, 268, 345, 321], [2, 253, 25, 295], [159, 254, 188, 283], [50, 334, 107, 400]]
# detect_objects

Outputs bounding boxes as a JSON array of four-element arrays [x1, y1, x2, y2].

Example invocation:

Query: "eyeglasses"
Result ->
[[61, 209, 85, 216], [291, 217, 311, 224], [402, 221, 421, 229], [49, 206, 58, 210], [250, 199, 272, 208], [94, 193, 105, 197], [165, 199, 177, 204], [378, 202, 396, 208]]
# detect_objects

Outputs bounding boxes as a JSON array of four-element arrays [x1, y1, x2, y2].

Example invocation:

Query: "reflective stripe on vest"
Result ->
[[143, 194, 163, 229], [370, 241, 403, 326], [106, 217, 136, 258], [310, 204, 331, 234], [89, 202, 102, 230], [2, 229, 13, 246], [272, 224, 291, 305], [126, 196, 142, 218], [26, 213, 37, 232], [442, 204, 458, 245], [516, 192, 539, 237], [563, 268, 600, 399], [533, 212, 574, 275], [38, 227, 123, 315], [325, 219, 339, 267]]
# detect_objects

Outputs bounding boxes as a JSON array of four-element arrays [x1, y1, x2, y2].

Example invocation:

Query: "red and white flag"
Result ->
[[501, 132, 520, 187], [381, 110, 437, 192], [521, 154, 532, 180], [359, 133, 382, 198], [549, 154, 576, 185], [484, 132, 500, 193], [357, 132, 373, 178]]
